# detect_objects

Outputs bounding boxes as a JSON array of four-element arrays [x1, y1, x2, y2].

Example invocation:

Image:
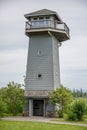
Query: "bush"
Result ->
[[64, 112, 77, 121], [64, 99, 87, 121], [64, 104, 77, 121], [0, 100, 7, 117], [58, 109, 63, 118], [72, 99, 87, 121]]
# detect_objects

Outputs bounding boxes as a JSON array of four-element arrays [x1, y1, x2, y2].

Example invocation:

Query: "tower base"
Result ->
[[23, 90, 56, 117]]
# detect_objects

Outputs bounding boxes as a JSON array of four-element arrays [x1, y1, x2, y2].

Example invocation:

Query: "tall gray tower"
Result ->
[[24, 9, 69, 117]]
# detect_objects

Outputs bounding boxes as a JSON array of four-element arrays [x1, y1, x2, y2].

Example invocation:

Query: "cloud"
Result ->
[[0, 49, 27, 64], [61, 68, 87, 90], [0, 49, 27, 86], [0, 0, 87, 90]]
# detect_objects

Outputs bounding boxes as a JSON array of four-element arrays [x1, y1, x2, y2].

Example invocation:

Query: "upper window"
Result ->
[[46, 17, 49, 19], [33, 17, 38, 20], [38, 50, 42, 56], [39, 17, 44, 20], [32, 18, 38, 28]]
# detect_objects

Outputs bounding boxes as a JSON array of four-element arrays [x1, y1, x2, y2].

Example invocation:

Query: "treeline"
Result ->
[[72, 88, 87, 97], [0, 82, 24, 117]]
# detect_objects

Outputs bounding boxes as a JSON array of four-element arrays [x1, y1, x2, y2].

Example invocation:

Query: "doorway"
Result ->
[[33, 100, 44, 116]]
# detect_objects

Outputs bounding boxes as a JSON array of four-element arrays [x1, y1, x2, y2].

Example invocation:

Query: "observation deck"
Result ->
[[25, 19, 70, 42]]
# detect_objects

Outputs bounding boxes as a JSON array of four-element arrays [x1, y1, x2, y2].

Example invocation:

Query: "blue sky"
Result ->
[[0, 0, 87, 90]]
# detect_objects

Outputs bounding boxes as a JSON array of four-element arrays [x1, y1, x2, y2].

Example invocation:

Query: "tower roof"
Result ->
[[24, 9, 62, 22]]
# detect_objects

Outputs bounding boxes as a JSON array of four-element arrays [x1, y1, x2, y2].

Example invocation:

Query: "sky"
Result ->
[[0, 0, 87, 90]]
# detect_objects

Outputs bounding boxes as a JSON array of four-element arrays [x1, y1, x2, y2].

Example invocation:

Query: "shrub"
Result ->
[[72, 99, 87, 121], [64, 104, 77, 121], [64, 112, 77, 121], [58, 109, 63, 118], [64, 99, 87, 121]]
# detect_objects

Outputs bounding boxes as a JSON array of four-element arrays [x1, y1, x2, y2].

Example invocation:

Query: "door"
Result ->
[[33, 100, 44, 116]]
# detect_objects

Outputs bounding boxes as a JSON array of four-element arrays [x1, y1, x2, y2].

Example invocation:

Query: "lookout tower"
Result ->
[[24, 9, 70, 117]]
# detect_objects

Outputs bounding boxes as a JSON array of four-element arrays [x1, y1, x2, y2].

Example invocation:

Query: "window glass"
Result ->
[[33, 17, 38, 20]]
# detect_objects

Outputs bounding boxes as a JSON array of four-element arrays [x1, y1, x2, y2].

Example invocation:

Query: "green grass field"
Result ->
[[0, 120, 87, 130]]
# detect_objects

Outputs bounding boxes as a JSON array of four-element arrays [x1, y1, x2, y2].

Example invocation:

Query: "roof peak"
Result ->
[[24, 9, 62, 22]]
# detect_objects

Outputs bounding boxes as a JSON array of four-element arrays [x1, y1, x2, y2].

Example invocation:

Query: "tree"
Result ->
[[0, 82, 24, 116], [0, 87, 8, 117], [0, 99, 7, 117], [72, 88, 87, 97], [6, 82, 24, 116], [49, 85, 73, 111]]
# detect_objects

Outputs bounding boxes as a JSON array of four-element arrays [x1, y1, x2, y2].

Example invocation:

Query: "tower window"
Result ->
[[33, 18, 38, 20], [39, 17, 44, 20], [38, 50, 42, 56], [38, 74, 42, 78], [46, 17, 49, 19]]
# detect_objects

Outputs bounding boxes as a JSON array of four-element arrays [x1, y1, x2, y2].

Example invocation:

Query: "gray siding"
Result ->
[[25, 34, 53, 90], [52, 37, 60, 89], [46, 100, 54, 112]]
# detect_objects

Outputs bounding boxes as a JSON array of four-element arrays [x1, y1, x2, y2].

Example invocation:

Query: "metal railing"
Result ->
[[25, 20, 69, 36]]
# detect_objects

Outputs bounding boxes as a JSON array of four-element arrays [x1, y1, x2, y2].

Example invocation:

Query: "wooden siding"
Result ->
[[25, 33, 60, 91], [52, 36, 60, 89], [25, 34, 54, 90]]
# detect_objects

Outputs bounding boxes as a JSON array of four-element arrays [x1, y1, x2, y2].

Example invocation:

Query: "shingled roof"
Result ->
[[24, 9, 62, 22]]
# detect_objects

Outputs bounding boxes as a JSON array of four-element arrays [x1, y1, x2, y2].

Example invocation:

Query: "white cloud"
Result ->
[[0, 49, 27, 86], [0, 0, 87, 89]]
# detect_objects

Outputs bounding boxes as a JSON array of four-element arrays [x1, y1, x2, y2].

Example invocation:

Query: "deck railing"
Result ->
[[25, 20, 69, 36]]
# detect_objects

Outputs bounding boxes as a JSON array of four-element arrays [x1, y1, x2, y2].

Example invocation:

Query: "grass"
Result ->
[[0, 120, 87, 130]]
